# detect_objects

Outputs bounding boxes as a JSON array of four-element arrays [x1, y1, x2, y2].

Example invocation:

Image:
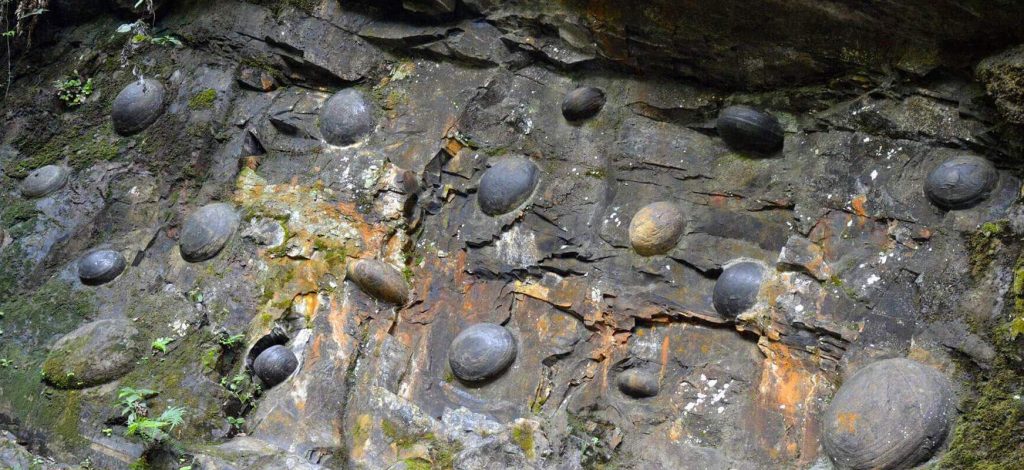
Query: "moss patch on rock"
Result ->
[[188, 89, 217, 110]]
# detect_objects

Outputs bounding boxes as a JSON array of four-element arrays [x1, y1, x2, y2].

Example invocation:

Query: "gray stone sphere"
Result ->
[[477, 157, 540, 216], [111, 79, 166, 136], [20, 165, 68, 199], [717, 105, 784, 155], [253, 345, 298, 388], [179, 203, 239, 263], [448, 323, 517, 383], [320, 89, 375, 146], [628, 201, 685, 256], [924, 155, 998, 210], [78, 249, 127, 286], [617, 369, 659, 398], [712, 261, 764, 318], [346, 259, 410, 305], [42, 318, 143, 389], [562, 87, 606, 121]]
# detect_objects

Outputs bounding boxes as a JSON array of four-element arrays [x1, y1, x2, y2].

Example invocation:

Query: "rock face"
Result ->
[[319, 89, 375, 146], [179, 203, 239, 262], [448, 323, 517, 382], [617, 369, 659, 398], [716, 105, 784, 155], [111, 79, 166, 136], [346, 259, 410, 305], [561, 87, 606, 121], [477, 156, 540, 216], [628, 201, 685, 256], [77, 249, 127, 285], [253, 345, 298, 388], [924, 155, 998, 210], [41, 319, 143, 389], [712, 261, 765, 318], [19, 165, 68, 198]]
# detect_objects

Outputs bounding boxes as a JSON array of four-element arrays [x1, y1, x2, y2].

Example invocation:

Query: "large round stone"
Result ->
[[179, 203, 239, 263], [822, 358, 955, 470], [562, 87, 606, 121], [717, 105, 784, 155], [111, 79, 166, 136], [924, 155, 998, 210], [252, 345, 298, 388], [617, 369, 659, 398], [628, 201, 685, 256], [320, 89, 375, 146], [448, 323, 517, 383], [42, 319, 143, 389], [712, 261, 764, 318], [20, 165, 68, 199], [477, 157, 540, 216], [346, 259, 410, 305], [78, 249, 127, 286]]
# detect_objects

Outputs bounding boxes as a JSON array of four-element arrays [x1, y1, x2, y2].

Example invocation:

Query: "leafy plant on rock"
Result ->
[[54, 71, 93, 107], [116, 386, 186, 444]]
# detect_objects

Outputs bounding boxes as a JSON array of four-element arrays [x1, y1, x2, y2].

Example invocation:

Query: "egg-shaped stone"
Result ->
[[252, 345, 298, 388], [562, 87, 606, 121], [717, 105, 784, 155], [822, 358, 955, 470], [20, 165, 68, 198], [179, 203, 239, 263], [628, 201, 685, 256], [477, 157, 539, 216], [924, 155, 998, 210], [346, 259, 410, 305], [111, 79, 166, 136], [320, 89, 375, 146], [617, 369, 659, 398], [712, 261, 764, 318], [78, 249, 127, 286], [448, 323, 517, 383], [42, 318, 143, 389]]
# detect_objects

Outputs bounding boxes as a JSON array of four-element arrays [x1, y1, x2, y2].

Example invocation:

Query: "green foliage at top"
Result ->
[[55, 72, 94, 107]]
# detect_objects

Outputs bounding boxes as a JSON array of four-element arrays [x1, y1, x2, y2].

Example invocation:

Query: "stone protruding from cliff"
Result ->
[[111, 78, 166, 136]]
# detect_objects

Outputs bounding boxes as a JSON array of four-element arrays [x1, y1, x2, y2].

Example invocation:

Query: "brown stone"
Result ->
[[628, 201, 685, 256]]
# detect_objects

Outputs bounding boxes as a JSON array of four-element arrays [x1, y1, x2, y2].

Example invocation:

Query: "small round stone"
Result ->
[[712, 261, 764, 318], [822, 358, 955, 470], [78, 249, 127, 286], [42, 318, 143, 389], [448, 323, 517, 383], [20, 165, 68, 199], [346, 259, 410, 305], [477, 157, 540, 216], [111, 79, 166, 136], [320, 89, 375, 146], [617, 369, 659, 398], [561, 87, 606, 121], [179, 203, 239, 263], [628, 201, 685, 256], [252, 345, 298, 388], [924, 155, 998, 210], [717, 105, 784, 154]]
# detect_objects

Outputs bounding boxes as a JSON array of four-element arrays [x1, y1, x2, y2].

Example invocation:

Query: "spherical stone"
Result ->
[[179, 203, 239, 263], [924, 155, 998, 210], [320, 89, 375, 146], [617, 369, 659, 398], [448, 323, 517, 383], [20, 165, 68, 199], [477, 157, 540, 216], [111, 79, 166, 136], [252, 345, 298, 388], [822, 358, 955, 470], [41, 319, 143, 389], [346, 259, 410, 305], [628, 201, 685, 256], [562, 87, 606, 121], [78, 249, 127, 286], [712, 261, 764, 318], [716, 105, 784, 155]]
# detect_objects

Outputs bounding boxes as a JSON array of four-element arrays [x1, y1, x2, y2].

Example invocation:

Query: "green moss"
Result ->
[[584, 168, 607, 179], [968, 220, 1010, 279], [402, 458, 431, 470], [511, 423, 536, 460], [188, 89, 217, 110], [1, 199, 38, 227]]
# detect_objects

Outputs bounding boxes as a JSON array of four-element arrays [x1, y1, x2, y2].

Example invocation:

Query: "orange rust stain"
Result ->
[[836, 412, 859, 434], [753, 342, 825, 464], [659, 336, 670, 380]]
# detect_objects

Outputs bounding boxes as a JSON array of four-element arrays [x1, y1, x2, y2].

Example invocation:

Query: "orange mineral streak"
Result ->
[[659, 336, 670, 381], [754, 342, 825, 465], [850, 194, 869, 226], [836, 412, 859, 434]]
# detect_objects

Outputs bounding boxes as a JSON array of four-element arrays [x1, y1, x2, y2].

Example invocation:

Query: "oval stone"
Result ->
[[179, 203, 239, 263], [20, 165, 68, 199], [78, 249, 127, 286], [42, 318, 143, 389], [617, 369, 659, 398], [822, 358, 955, 470], [448, 323, 516, 382], [111, 79, 166, 136], [253, 345, 298, 388], [320, 89, 375, 146], [477, 157, 540, 216], [712, 261, 764, 318], [562, 87, 606, 121], [628, 201, 685, 256], [924, 155, 998, 210], [717, 105, 784, 154], [346, 259, 410, 305]]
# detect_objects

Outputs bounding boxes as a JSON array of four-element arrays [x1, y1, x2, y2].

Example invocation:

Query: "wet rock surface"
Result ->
[[110, 78, 166, 136], [346, 259, 410, 305], [448, 323, 517, 383], [19, 165, 68, 198], [253, 345, 299, 388], [476, 156, 540, 216], [41, 319, 143, 389], [77, 249, 127, 285], [924, 155, 998, 210], [179, 202, 239, 262]]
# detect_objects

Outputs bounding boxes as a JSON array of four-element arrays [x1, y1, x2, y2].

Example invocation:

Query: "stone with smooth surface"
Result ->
[[253, 345, 298, 388], [41, 319, 143, 389], [320, 89, 375, 146], [617, 369, 659, 398], [346, 259, 410, 305], [713, 261, 764, 318], [179, 203, 239, 262], [562, 87, 606, 121], [448, 323, 516, 382], [628, 201, 685, 256], [924, 155, 998, 210], [77, 249, 126, 286], [717, 105, 784, 154], [477, 157, 539, 216], [20, 165, 68, 198], [111, 79, 166, 136]]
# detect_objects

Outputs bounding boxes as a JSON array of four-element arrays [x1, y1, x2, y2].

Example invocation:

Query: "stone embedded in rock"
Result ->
[[924, 155, 998, 210], [448, 323, 517, 382], [628, 201, 685, 256], [346, 259, 410, 305], [822, 358, 955, 470], [253, 345, 298, 388], [562, 87, 606, 121], [20, 165, 68, 198], [77, 249, 127, 286], [712, 261, 764, 318], [41, 318, 143, 389], [179, 203, 240, 263], [617, 369, 659, 398], [477, 156, 540, 216], [716, 105, 784, 154], [319, 88, 375, 146], [111, 79, 166, 136]]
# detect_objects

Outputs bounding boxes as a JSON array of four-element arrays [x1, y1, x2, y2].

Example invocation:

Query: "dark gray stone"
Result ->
[[924, 155, 998, 210], [111, 79, 166, 136], [562, 87, 606, 121], [628, 201, 685, 256], [41, 319, 143, 389], [253, 345, 299, 388], [346, 259, 410, 305], [179, 203, 239, 263], [617, 369, 659, 398], [716, 105, 784, 155], [477, 156, 539, 216], [77, 249, 127, 286], [320, 89, 375, 146], [448, 323, 516, 382], [712, 261, 764, 318], [19, 165, 68, 198]]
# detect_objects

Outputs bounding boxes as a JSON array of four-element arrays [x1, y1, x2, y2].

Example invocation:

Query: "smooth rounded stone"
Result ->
[[111, 79, 166, 136], [252, 345, 298, 388], [346, 259, 410, 305], [716, 105, 784, 154], [822, 358, 955, 470], [561, 87, 606, 121], [628, 201, 685, 256], [924, 155, 998, 210], [319, 89, 375, 146], [617, 369, 659, 398], [477, 157, 540, 216], [179, 203, 239, 262], [41, 319, 143, 389], [712, 261, 764, 318], [20, 165, 68, 198], [448, 323, 517, 383], [77, 249, 127, 286]]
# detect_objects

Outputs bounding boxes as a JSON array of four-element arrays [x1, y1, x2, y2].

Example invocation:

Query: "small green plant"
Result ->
[[151, 337, 174, 353], [116, 387, 185, 444], [55, 71, 94, 107], [226, 416, 245, 431], [102, 428, 113, 437], [0, 358, 11, 368], [218, 333, 245, 348]]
